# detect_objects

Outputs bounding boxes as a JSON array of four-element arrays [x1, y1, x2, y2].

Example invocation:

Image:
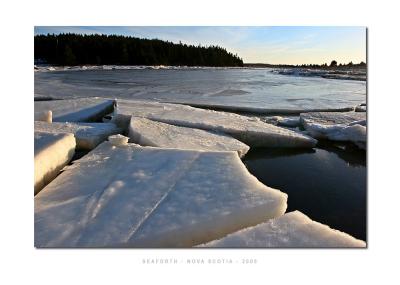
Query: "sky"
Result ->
[[34, 26, 366, 65]]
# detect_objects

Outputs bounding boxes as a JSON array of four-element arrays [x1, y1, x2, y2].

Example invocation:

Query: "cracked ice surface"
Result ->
[[129, 117, 249, 157], [300, 112, 366, 149], [34, 68, 365, 113], [35, 142, 287, 248], [199, 211, 366, 248], [34, 98, 115, 122], [35, 121, 121, 150], [115, 100, 317, 148], [34, 132, 76, 195]]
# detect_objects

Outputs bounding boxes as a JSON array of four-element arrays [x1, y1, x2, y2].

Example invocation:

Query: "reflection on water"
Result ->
[[244, 142, 366, 241]]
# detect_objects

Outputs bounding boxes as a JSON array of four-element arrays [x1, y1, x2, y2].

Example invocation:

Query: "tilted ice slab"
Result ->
[[300, 112, 366, 149], [35, 121, 121, 150], [304, 123, 366, 149], [199, 211, 366, 248], [114, 100, 317, 148], [168, 101, 355, 115], [129, 117, 249, 157], [34, 97, 115, 122], [35, 142, 287, 248], [34, 132, 75, 195]]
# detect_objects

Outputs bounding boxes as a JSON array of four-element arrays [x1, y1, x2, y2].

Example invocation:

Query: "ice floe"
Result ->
[[35, 121, 121, 150], [170, 102, 355, 115], [273, 68, 366, 81], [300, 111, 366, 126], [300, 112, 366, 149], [115, 100, 317, 148], [34, 142, 287, 247], [129, 117, 250, 157], [35, 98, 115, 122], [34, 132, 76, 195], [199, 211, 365, 248]]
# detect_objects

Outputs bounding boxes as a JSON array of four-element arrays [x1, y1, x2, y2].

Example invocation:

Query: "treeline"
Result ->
[[297, 60, 366, 69], [245, 61, 366, 69], [34, 33, 244, 67]]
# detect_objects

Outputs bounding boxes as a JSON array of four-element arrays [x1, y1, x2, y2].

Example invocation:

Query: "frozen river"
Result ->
[[34, 67, 367, 244], [35, 68, 366, 112]]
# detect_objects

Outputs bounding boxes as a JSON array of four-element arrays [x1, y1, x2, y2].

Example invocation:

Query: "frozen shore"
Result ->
[[34, 97, 366, 247], [272, 67, 366, 81]]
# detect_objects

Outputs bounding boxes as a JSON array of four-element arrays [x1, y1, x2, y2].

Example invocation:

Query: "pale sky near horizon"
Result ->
[[34, 26, 366, 65]]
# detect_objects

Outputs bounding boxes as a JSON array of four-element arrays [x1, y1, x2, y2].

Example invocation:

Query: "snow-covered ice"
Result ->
[[115, 100, 317, 148], [129, 117, 250, 157], [34, 98, 115, 122], [34, 132, 76, 195], [34, 142, 287, 247], [300, 112, 366, 148], [199, 211, 365, 248], [300, 112, 366, 126], [320, 124, 366, 149], [303, 122, 367, 143], [35, 121, 121, 150], [274, 68, 366, 82]]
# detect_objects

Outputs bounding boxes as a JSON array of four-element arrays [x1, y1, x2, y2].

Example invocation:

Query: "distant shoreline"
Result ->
[[34, 64, 366, 81], [244, 62, 366, 70]]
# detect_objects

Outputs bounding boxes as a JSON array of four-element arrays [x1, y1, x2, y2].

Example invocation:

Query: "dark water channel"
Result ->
[[244, 141, 366, 241]]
